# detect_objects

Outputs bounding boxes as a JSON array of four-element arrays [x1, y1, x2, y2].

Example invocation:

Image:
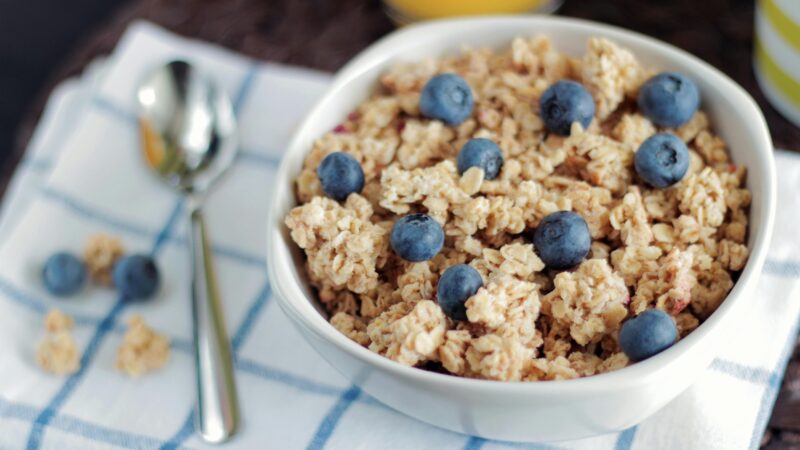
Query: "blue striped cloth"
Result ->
[[0, 21, 798, 450]]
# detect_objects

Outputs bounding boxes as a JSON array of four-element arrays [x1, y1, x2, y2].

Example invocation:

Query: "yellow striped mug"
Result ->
[[755, 0, 800, 127]]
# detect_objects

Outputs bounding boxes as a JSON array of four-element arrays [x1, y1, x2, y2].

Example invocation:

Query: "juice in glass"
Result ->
[[384, 0, 561, 23]]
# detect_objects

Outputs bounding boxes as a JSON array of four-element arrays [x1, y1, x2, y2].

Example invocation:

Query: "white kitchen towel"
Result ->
[[0, 21, 798, 450]]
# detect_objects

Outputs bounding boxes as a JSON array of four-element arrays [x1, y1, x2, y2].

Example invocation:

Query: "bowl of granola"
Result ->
[[266, 16, 775, 442]]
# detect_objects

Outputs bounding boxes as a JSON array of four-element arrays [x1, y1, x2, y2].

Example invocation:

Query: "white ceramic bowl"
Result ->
[[267, 16, 776, 442]]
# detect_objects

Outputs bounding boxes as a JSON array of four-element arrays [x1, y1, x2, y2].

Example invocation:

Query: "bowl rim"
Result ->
[[267, 15, 776, 394]]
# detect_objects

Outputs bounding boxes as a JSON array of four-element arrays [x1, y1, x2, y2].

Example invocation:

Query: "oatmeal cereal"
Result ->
[[581, 37, 646, 120], [84, 233, 125, 286], [439, 329, 472, 375], [115, 315, 170, 377], [561, 124, 633, 194], [465, 332, 533, 381], [331, 312, 370, 346], [37, 309, 79, 375], [542, 259, 629, 345], [286, 35, 750, 381], [609, 187, 653, 246], [630, 249, 695, 315], [466, 275, 541, 329], [285, 195, 389, 296], [678, 168, 726, 228], [611, 113, 656, 149], [675, 111, 709, 143], [610, 244, 663, 287], [366, 300, 446, 366]]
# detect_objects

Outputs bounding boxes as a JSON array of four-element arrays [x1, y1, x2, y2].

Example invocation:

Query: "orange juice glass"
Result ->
[[384, 0, 562, 23]]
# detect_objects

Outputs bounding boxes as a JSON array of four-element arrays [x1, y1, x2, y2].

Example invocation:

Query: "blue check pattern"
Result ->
[[0, 22, 797, 450]]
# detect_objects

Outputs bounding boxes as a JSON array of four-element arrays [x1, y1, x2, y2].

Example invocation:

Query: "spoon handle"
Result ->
[[188, 204, 239, 443]]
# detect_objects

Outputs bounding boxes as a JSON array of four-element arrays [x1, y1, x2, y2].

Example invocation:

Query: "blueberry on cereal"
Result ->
[[113, 254, 160, 300], [419, 73, 474, 125], [634, 133, 690, 188], [638, 72, 699, 127], [532, 211, 591, 270], [390, 213, 444, 262], [42, 252, 86, 297], [437, 264, 483, 321], [539, 80, 595, 136], [317, 152, 365, 201], [619, 309, 678, 362], [457, 138, 503, 180]]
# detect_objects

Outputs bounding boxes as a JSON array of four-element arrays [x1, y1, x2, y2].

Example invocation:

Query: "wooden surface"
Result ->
[[8, 0, 800, 447]]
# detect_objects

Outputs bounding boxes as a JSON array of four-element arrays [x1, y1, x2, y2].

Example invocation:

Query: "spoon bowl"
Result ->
[[138, 60, 237, 195]]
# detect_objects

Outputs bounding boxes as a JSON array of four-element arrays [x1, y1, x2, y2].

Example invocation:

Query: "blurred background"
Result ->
[[0, 0, 126, 184], [0, 0, 798, 447]]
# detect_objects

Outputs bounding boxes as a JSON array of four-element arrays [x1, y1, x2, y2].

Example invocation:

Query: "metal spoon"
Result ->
[[137, 60, 239, 443]]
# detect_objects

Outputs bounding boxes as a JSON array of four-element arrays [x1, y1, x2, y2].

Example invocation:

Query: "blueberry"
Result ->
[[634, 133, 690, 188], [539, 80, 595, 136], [532, 211, 591, 270], [619, 309, 678, 362], [42, 252, 86, 297], [638, 72, 699, 127], [437, 264, 483, 321], [390, 213, 444, 262], [419, 73, 474, 125], [317, 152, 365, 201], [113, 254, 160, 300], [457, 138, 504, 180]]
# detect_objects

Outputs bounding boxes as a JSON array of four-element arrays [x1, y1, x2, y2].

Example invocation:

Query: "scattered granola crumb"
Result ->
[[37, 309, 79, 375], [115, 315, 170, 377], [45, 308, 74, 333], [84, 234, 125, 286]]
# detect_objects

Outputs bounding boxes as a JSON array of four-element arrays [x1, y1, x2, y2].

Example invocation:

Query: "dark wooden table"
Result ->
[[9, 0, 800, 447]]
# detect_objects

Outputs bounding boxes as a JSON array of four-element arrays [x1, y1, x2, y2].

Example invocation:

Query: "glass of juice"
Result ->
[[384, 0, 563, 24]]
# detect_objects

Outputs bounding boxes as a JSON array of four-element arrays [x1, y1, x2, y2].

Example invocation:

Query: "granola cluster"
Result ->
[[285, 36, 750, 381], [84, 233, 125, 286], [35, 309, 170, 378], [115, 315, 171, 377], [36, 309, 80, 375]]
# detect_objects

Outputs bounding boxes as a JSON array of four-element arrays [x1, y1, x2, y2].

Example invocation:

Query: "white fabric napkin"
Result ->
[[1, 21, 799, 450]]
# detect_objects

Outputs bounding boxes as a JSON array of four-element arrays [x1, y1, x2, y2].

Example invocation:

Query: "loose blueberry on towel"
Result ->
[[437, 264, 483, 321], [113, 254, 160, 300], [634, 133, 690, 188], [42, 252, 86, 297], [638, 72, 699, 127], [619, 309, 678, 362], [317, 152, 365, 201], [539, 80, 595, 136], [419, 73, 474, 125], [390, 213, 444, 262], [457, 138, 504, 180], [532, 211, 591, 270]]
